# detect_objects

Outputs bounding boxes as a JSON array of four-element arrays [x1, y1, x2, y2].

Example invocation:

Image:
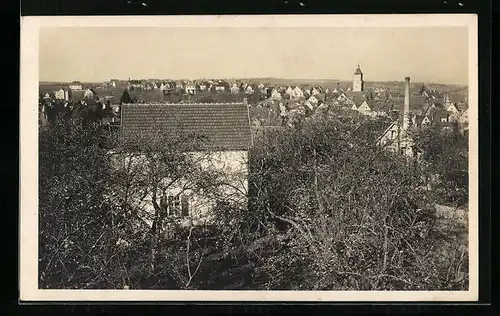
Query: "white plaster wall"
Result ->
[[109, 150, 249, 227], [353, 74, 363, 92], [54, 89, 65, 100]]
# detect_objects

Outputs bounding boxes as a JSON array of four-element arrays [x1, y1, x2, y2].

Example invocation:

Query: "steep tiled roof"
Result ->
[[315, 93, 326, 102], [121, 103, 252, 151], [353, 118, 394, 143], [430, 101, 444, 108], [354, 99, 366, 107], [347, 91, 368, 103]]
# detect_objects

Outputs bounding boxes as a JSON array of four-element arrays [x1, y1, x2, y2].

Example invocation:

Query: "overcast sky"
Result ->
[[39, 27, 469, 85]]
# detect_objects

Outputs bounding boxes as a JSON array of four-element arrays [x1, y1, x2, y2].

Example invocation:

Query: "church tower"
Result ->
[[353, 65, 364, 92]]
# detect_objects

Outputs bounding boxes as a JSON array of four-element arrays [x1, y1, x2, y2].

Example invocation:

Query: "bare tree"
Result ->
[[216, 115, 468, 290], [109, 117, 241, 287]]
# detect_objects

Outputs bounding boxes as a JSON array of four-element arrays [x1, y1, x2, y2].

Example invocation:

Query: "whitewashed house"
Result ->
[[230, 83, 240, 94], [458, 107, 468, 124], [446, 102, 460, 117], [458, 107, 469, 136], [270, 88, 282, 100], [245, 85, 254, 95], [83, 88, 95, 99], [355, 100, 371, 115], [304, 101, 314, 112], [291, 86, 304, 99], [307, 95, 319, 105], [116, 103, 252, 226], [279, 102, 287, 117], [69, 81, 83, 91], [54, 88, 69, 101], [213, 81, 228, 93], [198, 82, 208, 92], [337, 92, 355, 108], [185, 82, 197, 95], [416, 115, 432, 127]]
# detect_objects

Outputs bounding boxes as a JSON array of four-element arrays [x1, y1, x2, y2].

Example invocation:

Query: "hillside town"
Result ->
[[39, 65, 469, 138], [38, 65, 470, 291]]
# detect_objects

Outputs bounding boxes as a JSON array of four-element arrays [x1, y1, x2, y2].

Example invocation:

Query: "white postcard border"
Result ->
[[20, 14, 479, 302]]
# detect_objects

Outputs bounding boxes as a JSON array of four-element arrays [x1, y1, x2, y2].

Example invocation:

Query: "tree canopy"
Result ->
[[120, 89, 131, 104], [38, 112, 468, 290]]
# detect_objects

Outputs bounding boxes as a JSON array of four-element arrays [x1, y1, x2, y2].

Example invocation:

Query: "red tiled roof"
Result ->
[[121, 103, 252, 151]]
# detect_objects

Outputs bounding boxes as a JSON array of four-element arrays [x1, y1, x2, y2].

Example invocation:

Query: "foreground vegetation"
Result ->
[[39, 106, 468, 290]]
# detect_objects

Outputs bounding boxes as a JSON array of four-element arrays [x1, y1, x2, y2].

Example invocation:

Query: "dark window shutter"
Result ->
[[181, 195, 189, 217], [160, 195, 166, 215], [167, 195, 173, 216]]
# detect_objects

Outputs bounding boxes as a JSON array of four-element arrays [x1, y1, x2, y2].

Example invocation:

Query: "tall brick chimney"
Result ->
[[402, 77, 411, 130]]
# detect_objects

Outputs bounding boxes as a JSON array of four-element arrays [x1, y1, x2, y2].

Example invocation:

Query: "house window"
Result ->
[[162, 194, 189, 217], [400, 147, 406, 155], [391, 130, 396, 139]]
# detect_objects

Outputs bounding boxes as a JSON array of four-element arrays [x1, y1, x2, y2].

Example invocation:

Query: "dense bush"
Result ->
[[412, 125, 468, 206], [38, 113, 121, 288]]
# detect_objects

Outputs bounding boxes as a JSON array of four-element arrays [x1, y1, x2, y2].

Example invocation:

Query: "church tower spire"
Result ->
[[353, 65, 364, 92]]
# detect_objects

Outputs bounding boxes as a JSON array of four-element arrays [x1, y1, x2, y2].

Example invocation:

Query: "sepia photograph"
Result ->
[[20, 14, 478, 301]]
